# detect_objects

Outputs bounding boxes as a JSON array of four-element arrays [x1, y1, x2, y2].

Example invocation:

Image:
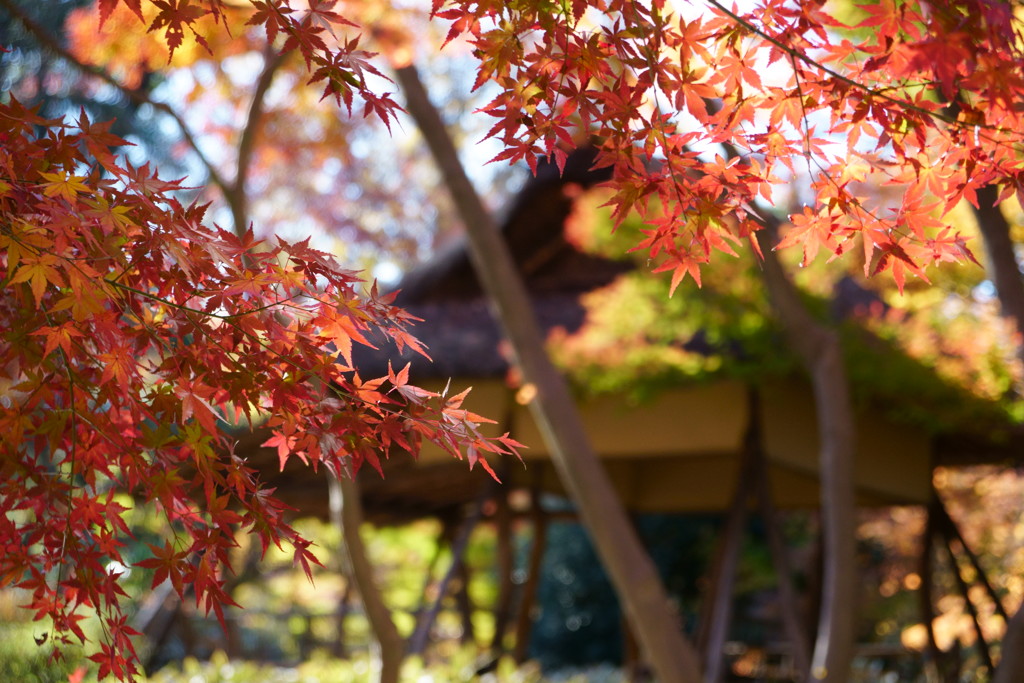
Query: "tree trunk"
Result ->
[[993, 606, 1024, 683], [394, 64, 702, 683], [227, 47, 287, 236], [972, 186, 1024, 372], [702, 452, 753, 683], [967, 187, 1024, 682], [757, 225, 857, 682], [328, 475, 403, 683]]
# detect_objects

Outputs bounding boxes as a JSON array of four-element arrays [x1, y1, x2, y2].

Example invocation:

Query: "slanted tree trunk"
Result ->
[[974, 188, 1024, 335], [966, 188, 1024, 680], [973, 186, 1024, 372], [328, 475, 403, 683], [993, 607, 1024, 683], [394, 63, 702, 683], [757, 225, 857, 682]]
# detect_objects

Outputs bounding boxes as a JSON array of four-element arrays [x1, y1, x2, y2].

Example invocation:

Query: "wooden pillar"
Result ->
[[490, 466, 515, 653], [407, 498, 485, 656], [744, 388, 811, 680], [702, 389, 812, 682], [513, 475, 549, 663], [933, 497, 1008, 622], [455, 560, 476, 644], [409, 512, 457, 653], [224, 612, 242, 659], [920, 497, 943, 682], [940, 524, 994, 673], [993, 605, 1024, 683], [752, 422, 811, 679], [180, 599, 197, 657], [138, 583, 182, 675], [701, 439, 755, 683], [298, 613, 315, 660]]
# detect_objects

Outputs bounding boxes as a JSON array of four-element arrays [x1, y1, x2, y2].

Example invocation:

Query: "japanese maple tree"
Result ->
[[0, 73, 518, 683]]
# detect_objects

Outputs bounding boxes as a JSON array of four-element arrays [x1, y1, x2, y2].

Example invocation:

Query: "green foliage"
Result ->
[[0, 627, 84, 683], [528, 515, 724, 669], [841, 310, 1023, 433], [146, 648, 618, 682], [553, 202, 796, 402], [0, 610, 92, 683]]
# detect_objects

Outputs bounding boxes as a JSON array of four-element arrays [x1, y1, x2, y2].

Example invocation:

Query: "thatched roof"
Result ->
[[391, 145, 620, 305], [355, 146, 630, 381]]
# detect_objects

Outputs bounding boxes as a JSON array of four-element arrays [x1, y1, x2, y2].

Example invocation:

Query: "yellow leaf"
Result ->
[[9, 254, 63, 307], [39, 171, 90, 202]]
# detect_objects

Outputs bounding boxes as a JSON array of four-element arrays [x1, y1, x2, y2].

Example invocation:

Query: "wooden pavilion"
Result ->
[[157, 148, 1023, 679], [250, 150, 1017, 511], [253, 147, 993, 520]]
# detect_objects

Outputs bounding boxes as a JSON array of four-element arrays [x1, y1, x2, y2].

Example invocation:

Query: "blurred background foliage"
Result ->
[[8, 482, 1021, 681]]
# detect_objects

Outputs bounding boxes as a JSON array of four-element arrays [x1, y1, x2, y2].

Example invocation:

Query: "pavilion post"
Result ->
[[513, 475, 550, 663], [701, 412, 759, 683], [490, 467, 516, 652], [749, 390, 811, 680], [920, 498, 943, 681], [406, 497, 485, 656]]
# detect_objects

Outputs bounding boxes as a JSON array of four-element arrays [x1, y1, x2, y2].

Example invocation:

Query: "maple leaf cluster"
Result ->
[[96, 0, 401, 124], [432, 0, 1023, 292], [0, 100, 520, 679]]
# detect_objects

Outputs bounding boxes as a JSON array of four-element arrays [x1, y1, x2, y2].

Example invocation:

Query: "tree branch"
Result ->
[[972, 185, 1024, 371], [705, 0, 1015, 141], [229, 46, 288, 235], [0, 0, 231, 194], [328, 475, 403, 683]]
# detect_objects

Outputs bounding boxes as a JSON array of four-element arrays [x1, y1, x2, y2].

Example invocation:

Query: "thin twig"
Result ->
[[0, 0, 231, 193]]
